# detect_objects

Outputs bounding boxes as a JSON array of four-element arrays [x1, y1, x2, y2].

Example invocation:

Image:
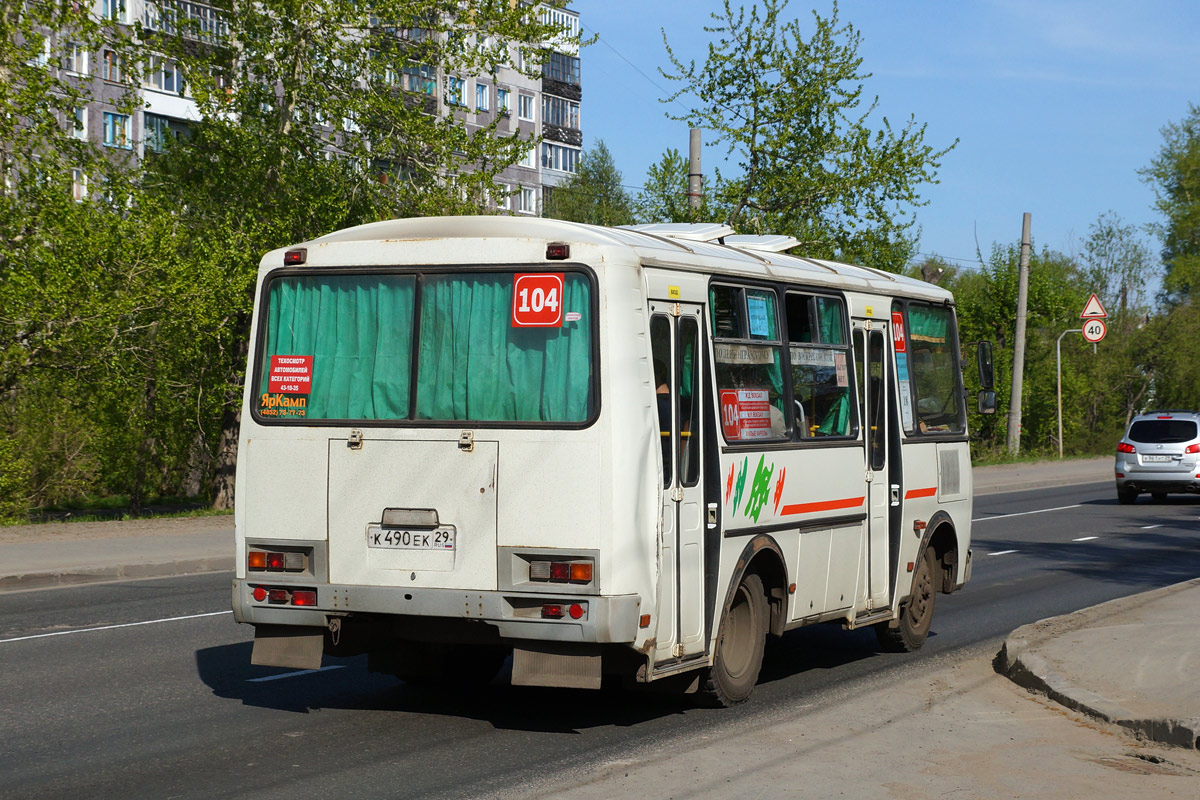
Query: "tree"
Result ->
[[1081, 212, 1154, 317], [660, 0, 953, 270], [542, 140, 634, 226], [140, 0, 578, 508], [1140, 103, 1200, 304], [635, 147, 715, 224]]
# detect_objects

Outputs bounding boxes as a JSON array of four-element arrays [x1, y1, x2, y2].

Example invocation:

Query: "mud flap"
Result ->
[[251, 624, 325, 670], [511, 643, 601, 689]]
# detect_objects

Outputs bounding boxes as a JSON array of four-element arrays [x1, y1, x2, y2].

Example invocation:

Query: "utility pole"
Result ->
[[1007, 213, 1031, 456], [688, 128, 702, 212]]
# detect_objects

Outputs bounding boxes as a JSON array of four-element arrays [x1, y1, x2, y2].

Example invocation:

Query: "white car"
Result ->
[[1114, 410, 1200, 504]]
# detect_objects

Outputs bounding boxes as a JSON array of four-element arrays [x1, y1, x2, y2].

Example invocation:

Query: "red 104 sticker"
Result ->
[[512, 273, 564, 327], [891, 311, 907, 353]]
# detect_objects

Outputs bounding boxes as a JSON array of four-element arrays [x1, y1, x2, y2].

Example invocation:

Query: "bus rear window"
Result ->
[[255, 270, 594, 424]]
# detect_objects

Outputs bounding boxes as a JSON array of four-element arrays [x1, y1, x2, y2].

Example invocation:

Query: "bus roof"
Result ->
[[301, 215, 952, 303]]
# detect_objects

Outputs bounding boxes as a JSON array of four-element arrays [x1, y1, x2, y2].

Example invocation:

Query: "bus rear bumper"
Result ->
[[232, 578, 642, 645]]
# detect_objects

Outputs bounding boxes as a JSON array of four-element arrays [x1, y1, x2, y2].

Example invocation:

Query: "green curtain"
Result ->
[[908, 305, 950, 343], [816, 393, 851, 435], [261, 275, 414, 419], [816, 297, 845, 344], [416, 273, 592, 421]]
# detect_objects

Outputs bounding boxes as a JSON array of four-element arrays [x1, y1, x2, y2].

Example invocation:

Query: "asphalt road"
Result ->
[[1, 482, 1198, 800]]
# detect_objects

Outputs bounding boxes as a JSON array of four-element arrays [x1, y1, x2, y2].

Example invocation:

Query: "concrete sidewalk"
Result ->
[[6, 454, 1198, 768]]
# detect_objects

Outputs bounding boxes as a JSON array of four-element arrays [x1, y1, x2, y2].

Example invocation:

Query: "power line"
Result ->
[[591, 32, 690, 115]]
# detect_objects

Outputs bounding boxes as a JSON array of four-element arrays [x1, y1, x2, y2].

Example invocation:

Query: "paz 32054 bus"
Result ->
[[232, 216, 995, 706]]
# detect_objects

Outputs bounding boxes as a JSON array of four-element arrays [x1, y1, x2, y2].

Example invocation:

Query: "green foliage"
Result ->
[[1141, 103, 1200, 304], [660, 0, 953, 271], [1, 1, 575, 519], [635, 147, 715, 223], [543, 140, 635, 226]]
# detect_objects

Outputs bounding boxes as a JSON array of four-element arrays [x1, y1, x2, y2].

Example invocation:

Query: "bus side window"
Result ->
[[651, 315, 673, 488], [787, 292, 854, 439]]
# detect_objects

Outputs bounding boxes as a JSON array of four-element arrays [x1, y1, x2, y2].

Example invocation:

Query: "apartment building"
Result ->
[[60, 0, 581, 214]]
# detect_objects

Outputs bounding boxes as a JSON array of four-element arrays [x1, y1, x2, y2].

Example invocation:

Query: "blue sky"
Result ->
[[579, 0, 1200, 270]]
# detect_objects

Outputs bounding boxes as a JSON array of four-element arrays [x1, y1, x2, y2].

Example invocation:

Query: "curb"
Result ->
[[0, 556, 235, 593], [995, 579, 1200, 749]]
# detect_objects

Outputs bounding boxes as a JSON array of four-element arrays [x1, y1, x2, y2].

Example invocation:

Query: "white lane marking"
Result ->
[[989, 550, 1018, 556], [973, 504, 1082, 523], [247, 665, 346, 683], [0, 610, 231, 644], [1073, 536, 1099, 542], [1140, 524, 1163, 530]]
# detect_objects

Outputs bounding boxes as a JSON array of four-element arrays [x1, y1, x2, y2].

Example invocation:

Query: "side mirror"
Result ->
[[977, 390, 997, 415], [976, 341, 995, 391]]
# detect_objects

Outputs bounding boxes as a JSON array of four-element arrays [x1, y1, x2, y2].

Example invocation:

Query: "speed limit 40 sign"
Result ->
[[1082, 317, 1106, 343]]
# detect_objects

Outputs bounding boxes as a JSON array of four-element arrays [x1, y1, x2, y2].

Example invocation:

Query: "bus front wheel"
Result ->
[[702, 572, 767, 707], [876, 547, 936, 653]]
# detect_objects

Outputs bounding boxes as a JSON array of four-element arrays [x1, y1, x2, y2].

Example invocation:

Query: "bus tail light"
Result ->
[[291, 590, 317, 607], [248, 550, 304, 572], [267, 588, 289, 604], [541, 603, 586, 620], [529, 559, 593, 584], [1117, 442, 1136, 454]]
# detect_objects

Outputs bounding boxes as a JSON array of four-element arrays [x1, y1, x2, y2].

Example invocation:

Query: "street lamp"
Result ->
[[1056, 328, 1082, 459]]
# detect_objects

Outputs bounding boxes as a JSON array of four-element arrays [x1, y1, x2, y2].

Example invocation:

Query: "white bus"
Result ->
[[232, 216, 995, 705]]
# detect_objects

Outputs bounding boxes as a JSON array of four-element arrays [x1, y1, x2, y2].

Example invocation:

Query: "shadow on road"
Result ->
[[195, 621, 898, 730], [194, 642, 702, 731]]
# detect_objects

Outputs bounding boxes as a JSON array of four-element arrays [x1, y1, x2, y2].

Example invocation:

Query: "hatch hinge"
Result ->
[[347, 429, 364, 450], [458, 430, 475, 452]]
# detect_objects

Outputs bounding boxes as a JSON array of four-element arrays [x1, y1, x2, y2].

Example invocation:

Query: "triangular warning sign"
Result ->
[[1080, 293, 1108, 319]]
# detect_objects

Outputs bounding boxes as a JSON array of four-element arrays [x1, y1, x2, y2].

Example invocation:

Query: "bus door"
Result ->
[[853, 320, 893, 611], [649, 303, 706, 662]]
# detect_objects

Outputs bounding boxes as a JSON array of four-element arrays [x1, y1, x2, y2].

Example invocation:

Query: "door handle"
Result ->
[[890, 484, 900, 506]]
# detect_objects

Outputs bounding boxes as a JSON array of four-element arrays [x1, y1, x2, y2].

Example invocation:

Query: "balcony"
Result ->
[[144, 0, 228, 43]]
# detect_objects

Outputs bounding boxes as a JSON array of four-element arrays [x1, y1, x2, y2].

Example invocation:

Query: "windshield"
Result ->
[[1128, 420, 1198, 444], [254, 270, 594, 424]]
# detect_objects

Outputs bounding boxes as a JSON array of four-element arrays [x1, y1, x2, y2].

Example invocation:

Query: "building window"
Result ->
[[542, 96, 579, 130], [496, 88, 511, 116], [67, 42, 88, 75], [542, 52, 580, 86], [72, 169, 88, 202], [102, 0, 126, 23], [518, 93, 534, 121], [102, 50, 123, 82], [72, 107, 88, 140], [541, 142, 580, 173], [102, 112, 130, 149], [517, 186, 537, 215], [402, 63, 435, 95], [475, 82, 489, 111], [445, 76, 465, 107], [497, 184, 511, 210], [518, 145, 536, 169], [144, 113, 172, 152], [145, 55, 181, 94]]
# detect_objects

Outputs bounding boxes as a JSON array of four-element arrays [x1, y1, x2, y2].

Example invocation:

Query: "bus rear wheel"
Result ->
[[876, 547, 936, 653], [702, 572, 767, 707]]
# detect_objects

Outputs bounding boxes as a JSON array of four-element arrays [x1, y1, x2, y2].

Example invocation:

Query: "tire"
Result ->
[[701, 572, 768, 707], [876, 547, 937, 653], [1117, 487, 1137, 505], [1151, 492, 1167, 502]]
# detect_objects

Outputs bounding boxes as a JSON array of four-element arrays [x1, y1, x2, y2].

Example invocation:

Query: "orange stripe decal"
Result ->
[[904, 487, 938, 499], [781, 496, 866, 516]]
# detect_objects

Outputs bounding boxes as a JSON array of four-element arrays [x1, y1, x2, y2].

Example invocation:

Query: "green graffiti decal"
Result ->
[[744, 455, 774, 522], [731, 457, 749, 517]]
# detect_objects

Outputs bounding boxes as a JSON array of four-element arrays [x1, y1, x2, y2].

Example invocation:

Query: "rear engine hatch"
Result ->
[[327, 438, 498, 589]]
